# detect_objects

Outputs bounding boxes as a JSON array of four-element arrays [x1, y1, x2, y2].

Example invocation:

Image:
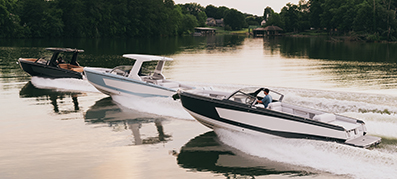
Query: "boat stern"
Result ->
[[345, 135, 381, 148]]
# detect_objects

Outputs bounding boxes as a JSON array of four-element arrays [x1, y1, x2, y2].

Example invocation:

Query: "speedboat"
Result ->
[[18, 48, 84, 79], [178, 87, 381, 148], [84, 54, 194, 98]]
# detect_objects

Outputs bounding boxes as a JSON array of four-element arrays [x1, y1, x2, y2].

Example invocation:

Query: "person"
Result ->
[[257, 88, 272, 108], [57, 57, 65, 63]]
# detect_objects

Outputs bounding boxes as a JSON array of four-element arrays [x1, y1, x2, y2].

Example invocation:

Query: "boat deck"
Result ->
[[58, 64, 84, 72]]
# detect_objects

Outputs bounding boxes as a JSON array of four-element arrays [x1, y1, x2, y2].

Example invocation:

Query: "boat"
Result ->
[[84, 54, 194, 98], [178, 87, 381, 148], [18, 48, 85, 79]]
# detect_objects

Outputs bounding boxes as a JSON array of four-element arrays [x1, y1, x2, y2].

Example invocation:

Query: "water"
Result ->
[[1, 36, 397, 179]]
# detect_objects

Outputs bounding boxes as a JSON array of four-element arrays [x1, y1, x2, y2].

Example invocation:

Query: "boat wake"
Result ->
[[30, 76, 99, 93], [215, 128, 397, 179]]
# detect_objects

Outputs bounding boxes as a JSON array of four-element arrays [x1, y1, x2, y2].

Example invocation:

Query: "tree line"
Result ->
[[1, 0, 397, 41], [266, 0, 397, 41], [0, 0, 200, 38]]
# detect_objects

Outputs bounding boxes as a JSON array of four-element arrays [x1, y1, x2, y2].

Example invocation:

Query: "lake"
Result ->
[[1, 36, 396, 179]]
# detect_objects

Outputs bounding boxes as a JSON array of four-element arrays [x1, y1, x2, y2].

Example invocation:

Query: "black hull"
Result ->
[[179, 91, 347, 143], [19, 60, 83, 79]]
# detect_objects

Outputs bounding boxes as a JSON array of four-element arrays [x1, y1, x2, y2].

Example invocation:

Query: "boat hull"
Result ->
[[84, 67, 177, 98], [179, 91, 355, 143], [19, 59, 82, 79]]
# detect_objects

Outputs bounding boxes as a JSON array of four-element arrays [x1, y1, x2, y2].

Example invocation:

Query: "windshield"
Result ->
[[227, 87, 284, 106], [138, 61, 158, 76], [110, 66, 133, 76], [227, 91, 256, 105]]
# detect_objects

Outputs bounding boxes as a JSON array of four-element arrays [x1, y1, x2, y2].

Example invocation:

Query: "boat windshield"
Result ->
[[110, 66, 133, 76], [139, 61, 159, 76], [233, 87, 284, 102], [227, 91, 257, 105]]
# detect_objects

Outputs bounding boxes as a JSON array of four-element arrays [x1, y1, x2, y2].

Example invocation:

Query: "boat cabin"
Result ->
[[118, 54, 173, 81], [45, 48, 84, 72]]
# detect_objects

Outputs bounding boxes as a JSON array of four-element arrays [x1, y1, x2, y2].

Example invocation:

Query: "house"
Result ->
[[206, 18, 216, 26], [261, 20, 266, 26], [215, 18, 224, 27], [263, 25, 283, 36], [252, 25, 283, 37], [206, 18, 224, 27]]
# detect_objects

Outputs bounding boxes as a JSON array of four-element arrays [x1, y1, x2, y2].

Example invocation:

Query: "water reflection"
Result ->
[[266, 36, 397, 63], [84, 97, 171, 145], [19, 81, 80, 113], [176, 132, 312, 178]]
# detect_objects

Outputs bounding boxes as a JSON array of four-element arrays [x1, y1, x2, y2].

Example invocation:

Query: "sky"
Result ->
[[173, 0, 301, 16]]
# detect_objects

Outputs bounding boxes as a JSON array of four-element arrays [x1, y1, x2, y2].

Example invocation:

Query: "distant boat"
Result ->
[[178, 87, 381, 148], [84, 54, 194, 98], [18, 48, 85, 79]]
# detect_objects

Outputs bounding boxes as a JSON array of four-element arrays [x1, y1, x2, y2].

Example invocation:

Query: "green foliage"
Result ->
[[0, 0, 23, 37], [271, 0, 397, 41], [3, 0, 397, 41], [178, 3, 206, 27], [1, 0, 205, 38], [224, 9, 247, 30]]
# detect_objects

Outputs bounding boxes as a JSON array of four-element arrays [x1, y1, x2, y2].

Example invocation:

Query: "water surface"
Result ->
[[1, 36, 396, 179]]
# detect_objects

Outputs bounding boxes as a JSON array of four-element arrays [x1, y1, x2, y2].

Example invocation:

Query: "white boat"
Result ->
[[84, 54, 193, 98], [178, 87, 381, 148]]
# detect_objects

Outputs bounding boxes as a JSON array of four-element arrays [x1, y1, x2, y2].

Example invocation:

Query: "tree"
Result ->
[[178, 3, 207, 27], [180, 14, 198, 34], [263, 6, 274, 22], [0, 0, 23, 37], [58, 0, 86, 37], [205, 4, 217, 18], [353, 1, 373, 33], [266, 12, 283, 28], [308, 0, 324, 29], [223, 8, 246, 30], [280, 3, 299, 32], [20, 0, 63, 37]]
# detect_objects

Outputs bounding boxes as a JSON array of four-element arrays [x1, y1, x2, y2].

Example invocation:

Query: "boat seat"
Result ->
[[268, 102, 282, 111], [71, 67, 84, 73], [313, 113, 336, 123]]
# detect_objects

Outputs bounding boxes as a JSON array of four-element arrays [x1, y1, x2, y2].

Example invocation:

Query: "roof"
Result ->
[[46, 48, 84, 53], [263, 25, 283, 31], [195, 27, 217, 31], [253, 27, 267, 31], [122, 54, 173, 62]]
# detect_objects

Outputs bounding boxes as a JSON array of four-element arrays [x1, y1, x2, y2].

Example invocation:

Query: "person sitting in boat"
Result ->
[[257, 88, 272, 108], [57, 57, 65, 64]]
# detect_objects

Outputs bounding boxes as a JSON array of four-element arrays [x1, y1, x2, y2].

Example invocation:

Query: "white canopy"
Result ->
[[123, 54, 173, 62]]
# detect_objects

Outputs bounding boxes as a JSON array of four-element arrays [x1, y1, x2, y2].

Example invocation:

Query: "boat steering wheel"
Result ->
[[245, 96, 257, 105]]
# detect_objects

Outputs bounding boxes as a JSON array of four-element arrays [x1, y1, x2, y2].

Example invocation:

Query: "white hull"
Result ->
[[85, 67, 178, 98]]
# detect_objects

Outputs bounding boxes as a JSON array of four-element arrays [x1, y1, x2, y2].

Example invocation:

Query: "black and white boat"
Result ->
[[178, 87, 381, 148], [18, 48, 84, 79]]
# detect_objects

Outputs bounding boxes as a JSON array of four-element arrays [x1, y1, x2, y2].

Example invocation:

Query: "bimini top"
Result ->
[[123, 54, 173, 62], [45, 48, 84, 53]]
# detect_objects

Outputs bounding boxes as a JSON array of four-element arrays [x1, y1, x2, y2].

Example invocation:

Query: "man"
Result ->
[[257, 88, 272, 108]]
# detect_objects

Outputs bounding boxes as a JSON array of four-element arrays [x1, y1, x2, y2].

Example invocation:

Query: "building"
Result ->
[[193, 27, 217, 36], [206, 18, 224, 27], [252, 25, 283, 37]]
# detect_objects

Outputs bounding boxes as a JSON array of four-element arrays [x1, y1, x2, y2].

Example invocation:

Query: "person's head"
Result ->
[[264, 88, 269, 95]]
